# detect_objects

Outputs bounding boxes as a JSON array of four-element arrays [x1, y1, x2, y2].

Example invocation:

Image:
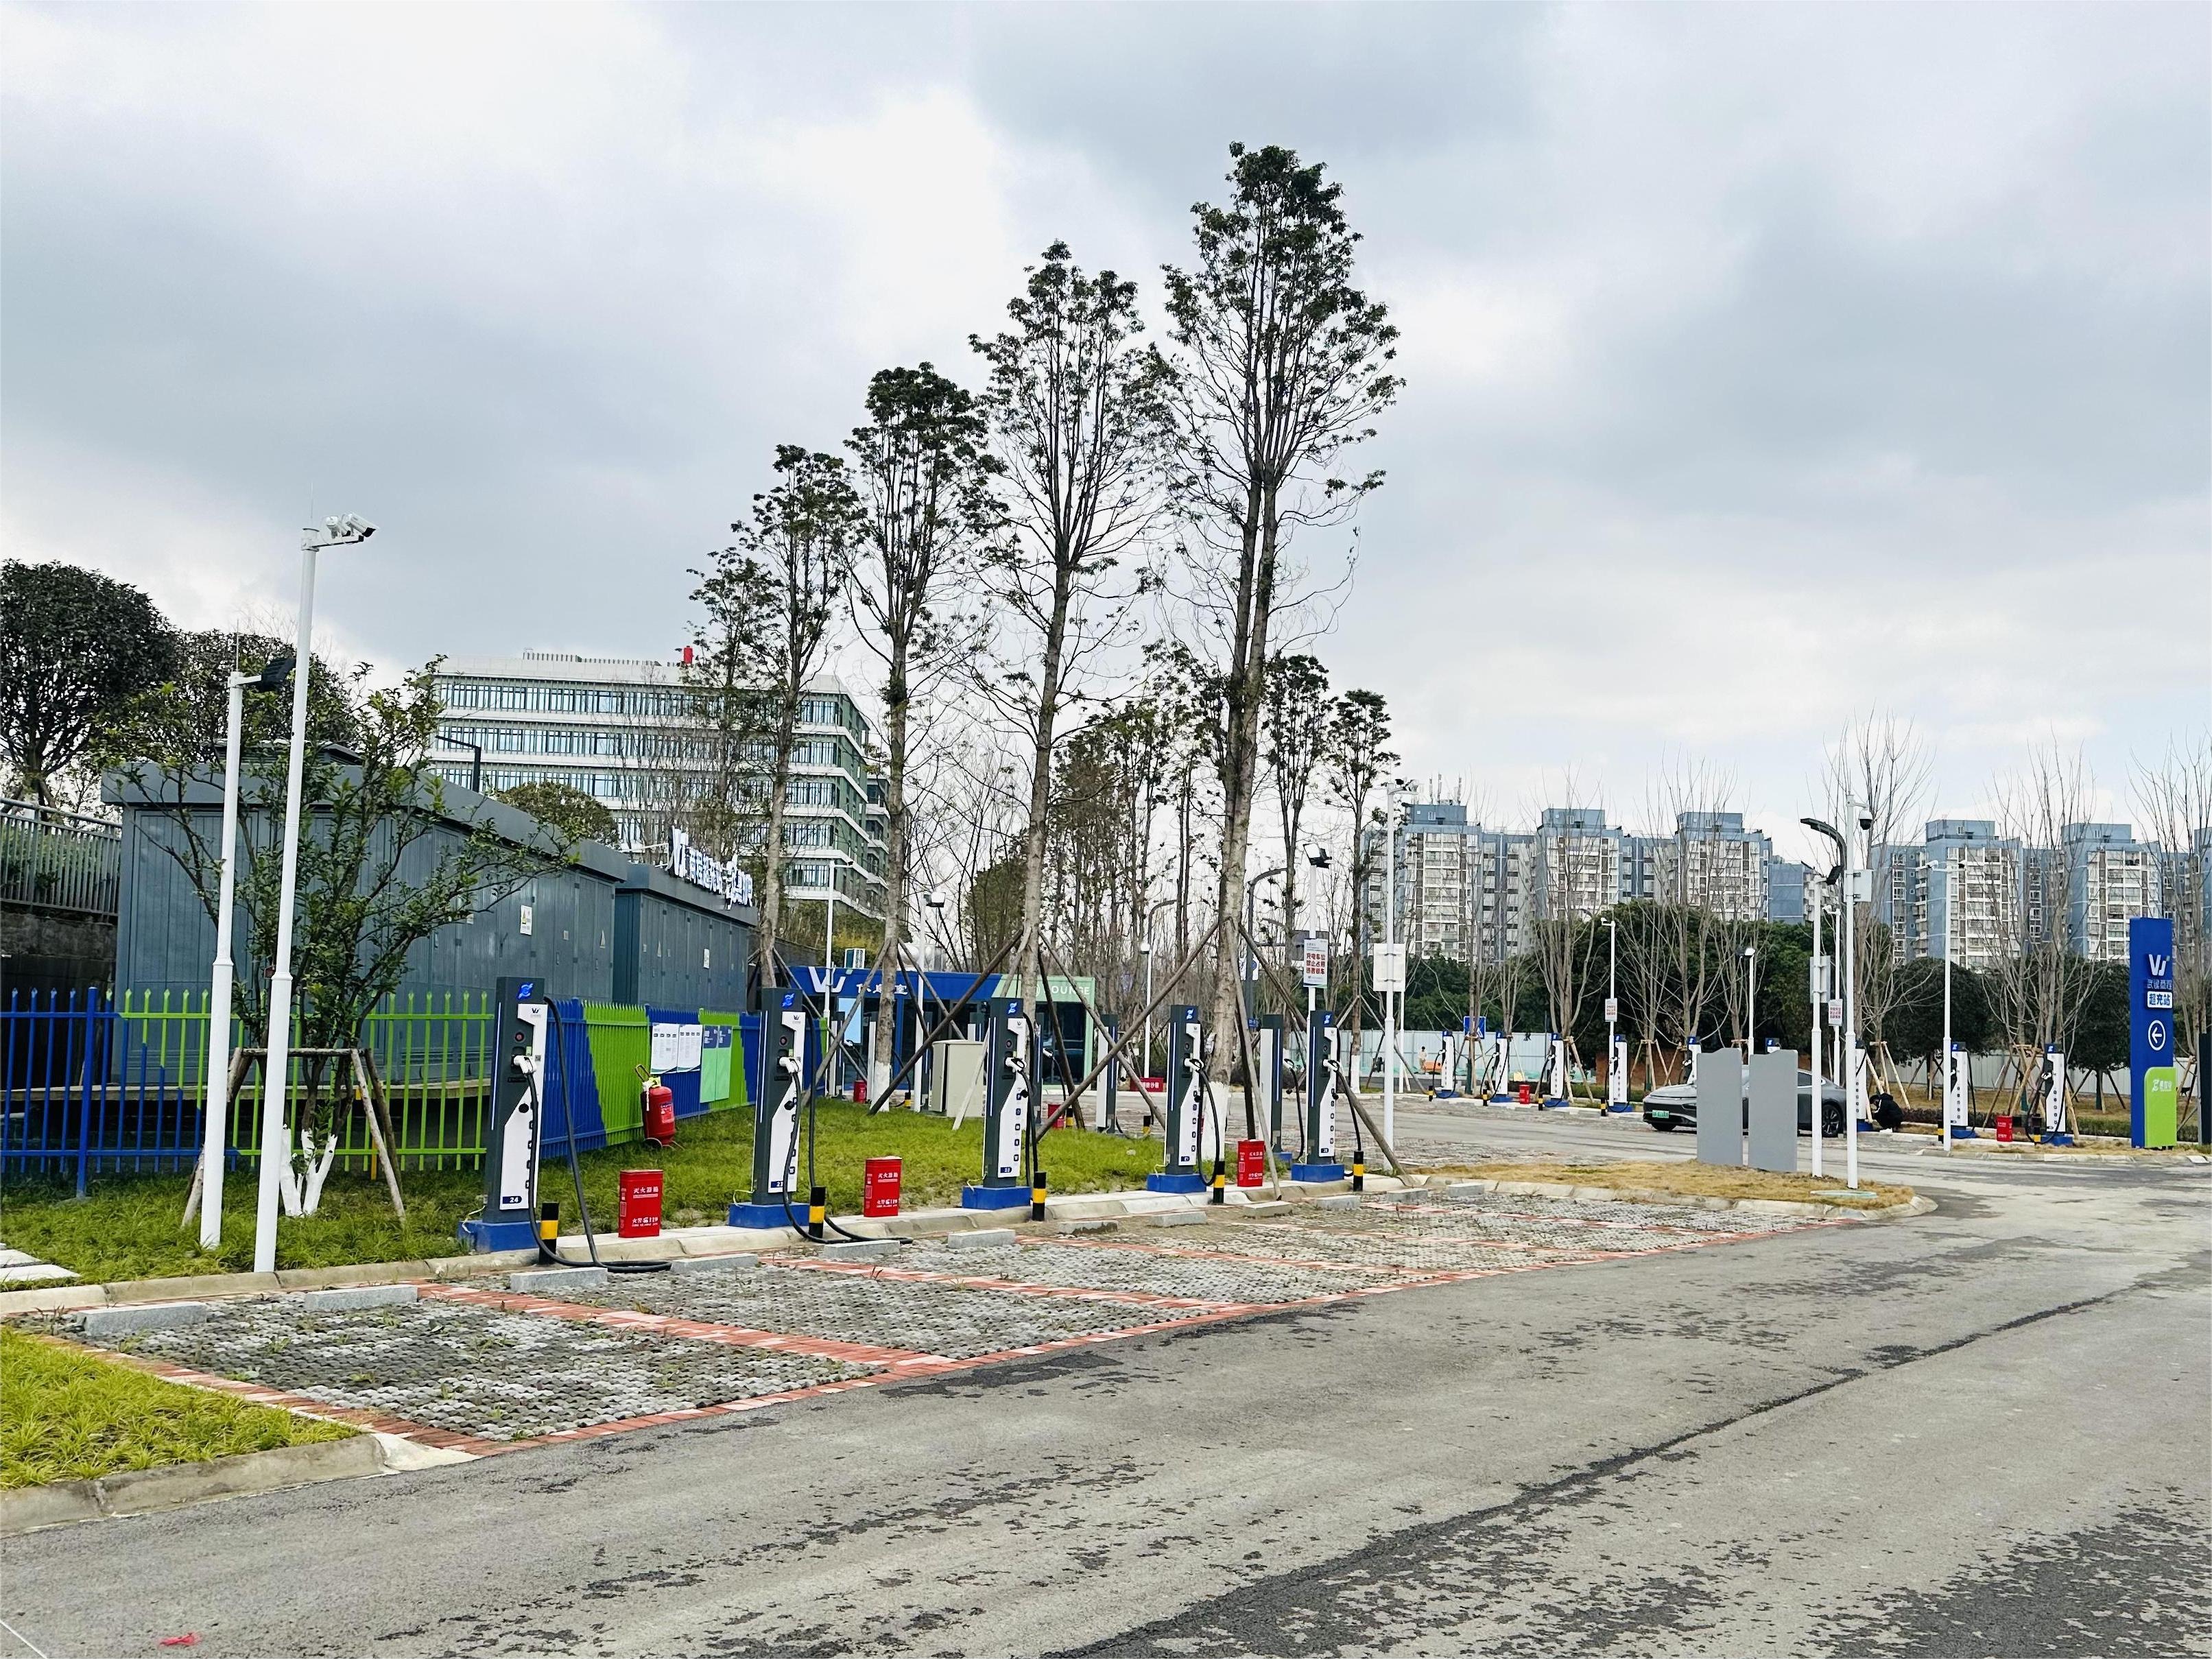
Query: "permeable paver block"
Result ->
[[64, 1296, 879, 1442], [540, 1264, 1215, 1360]]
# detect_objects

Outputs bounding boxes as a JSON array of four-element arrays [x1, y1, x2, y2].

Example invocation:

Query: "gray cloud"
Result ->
[[2, 0, 2202, 852]]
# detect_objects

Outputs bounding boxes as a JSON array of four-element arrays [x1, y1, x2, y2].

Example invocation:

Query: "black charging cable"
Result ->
[[538, 1001, 668, 1276], [772, 988, 896, 1248]]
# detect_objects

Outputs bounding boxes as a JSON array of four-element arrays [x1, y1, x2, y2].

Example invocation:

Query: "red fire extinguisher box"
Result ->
[[1235, 1140, 1265, 1187], [863, 1157, 902, 1218], [617, 1169, 663, 1238]]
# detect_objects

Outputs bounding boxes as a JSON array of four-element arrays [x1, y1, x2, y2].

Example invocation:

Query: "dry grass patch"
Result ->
[[1418, 1160, 1914, 1209]]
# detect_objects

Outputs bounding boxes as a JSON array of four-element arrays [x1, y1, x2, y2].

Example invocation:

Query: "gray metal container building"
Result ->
[[614, 863, 754, 1011], [105, 765, 754, 1010]]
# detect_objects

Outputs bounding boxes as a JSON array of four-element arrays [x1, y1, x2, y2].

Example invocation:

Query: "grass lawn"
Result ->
[[0, 1326, 354, 1488], [1419, 1159, 1915, 1209], [0, 1102, 1164, 1285]]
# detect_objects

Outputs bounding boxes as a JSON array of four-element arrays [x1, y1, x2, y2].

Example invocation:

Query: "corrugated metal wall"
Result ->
[[615, 865, 753, 1010], [106, 770, 753, 1012]]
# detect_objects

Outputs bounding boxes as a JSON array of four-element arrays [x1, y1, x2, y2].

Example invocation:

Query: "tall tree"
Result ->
[[1827, 713, 1934, 1053], [971, 241, 1169, 1010], [495, 780, 619, 846], [1, 560, 182, 807], [98, 629, 359, 776], [849, 364, 995, 1097], [1988, 744, 2100, 1084], [1324, 687, 1396, 1037], [1263, 652, 1331, 954], [1163, 143, 1401, 1069], [699, 444, 863, 976], [2132, 735, 2212, 1072]]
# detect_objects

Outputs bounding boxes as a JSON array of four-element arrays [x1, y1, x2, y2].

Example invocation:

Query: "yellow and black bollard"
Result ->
[[1350, 1160, 1366, 1194], [1030, 1169, 1048, 1223], [537, 1201, 560, 1254], [1210, 1159, 1227, 1206], [808, 1184, 828, 1241]]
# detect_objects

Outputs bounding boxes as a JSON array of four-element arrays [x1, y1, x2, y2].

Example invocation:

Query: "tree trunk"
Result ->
[[1014, 552, 1076, 1025], [1206, 488, 1272, 1075], [756, 689, 800, 979], [867, 641, 910, 1100]]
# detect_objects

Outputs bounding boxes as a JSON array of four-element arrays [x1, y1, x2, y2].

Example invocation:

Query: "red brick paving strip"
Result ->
[[19, 1214, 1853, 1464]]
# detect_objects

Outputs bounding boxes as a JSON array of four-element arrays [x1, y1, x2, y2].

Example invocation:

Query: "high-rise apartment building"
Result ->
[[1881, 818, 2167, 969], [2060, 822, 2161, 964], [1366, 802, 1533, 965], [1366, 802, 1798, 968], [1531, 807, 1628, 924], [431, 652, 888, 919], [1648, 811, 1773, 922]]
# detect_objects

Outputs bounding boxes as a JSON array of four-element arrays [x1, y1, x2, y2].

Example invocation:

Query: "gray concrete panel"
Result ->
[[1696, 1049, 1744, 1167], [1748, 1049, 1799, 1173]]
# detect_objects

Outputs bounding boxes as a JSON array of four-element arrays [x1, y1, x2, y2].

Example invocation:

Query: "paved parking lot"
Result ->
[[49, 1186, 1829, 1451]]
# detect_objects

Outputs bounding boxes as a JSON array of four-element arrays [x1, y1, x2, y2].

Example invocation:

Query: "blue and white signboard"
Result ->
[[2130, 916, 2178, 1148]]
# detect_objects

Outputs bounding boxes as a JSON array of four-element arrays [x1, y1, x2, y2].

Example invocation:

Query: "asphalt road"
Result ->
[[5, 1105, 2207, 1658]]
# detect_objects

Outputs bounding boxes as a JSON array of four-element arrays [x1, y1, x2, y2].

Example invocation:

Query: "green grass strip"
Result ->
[[0, 1102, 1165, 1285], [0, 1326, 353, 1488]]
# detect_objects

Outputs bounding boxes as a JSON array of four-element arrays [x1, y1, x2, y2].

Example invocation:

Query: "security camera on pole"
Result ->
[[197, 652, 293, 1250], [1807, 874, 1824, 1181], [253, 514, 374, 1274]]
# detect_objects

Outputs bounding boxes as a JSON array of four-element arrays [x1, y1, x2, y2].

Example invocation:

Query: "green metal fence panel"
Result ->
[[119, 989, 494, 1172], [101, 991, 747, 1174], [582, 1001, 649, 1147], [702, 1009, 748, 1116]]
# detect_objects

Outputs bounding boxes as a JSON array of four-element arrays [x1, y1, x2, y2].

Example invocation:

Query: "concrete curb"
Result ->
[[0, 1433, 388, 1537]]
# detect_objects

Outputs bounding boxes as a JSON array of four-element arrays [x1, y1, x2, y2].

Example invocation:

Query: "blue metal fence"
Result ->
[[1, 988, 763, 1195], [1, 989, 203, 1194]]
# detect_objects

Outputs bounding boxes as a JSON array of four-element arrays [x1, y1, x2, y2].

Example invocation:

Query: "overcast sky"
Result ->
[[4, 1, 2205, 861]]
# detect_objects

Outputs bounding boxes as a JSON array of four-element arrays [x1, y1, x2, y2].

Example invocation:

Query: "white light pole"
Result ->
[[1941, 855, 1953, 1152], [1801, 813, 1862, 1190], [202, 653, 291, 1250], [1606, 916, 1619, 1106], [1381, 793, 1403, 1149], [254, 514, 374, 1274], [1842, 811, 1862, 1190], [1742, 943, 1757, 1059], [1809, 881, 1824, 1181]]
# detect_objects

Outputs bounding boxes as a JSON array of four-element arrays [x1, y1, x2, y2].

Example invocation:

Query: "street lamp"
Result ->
[[1806, 868, 1834, 1181], [255, 514, 374, 1273], [1802, 812, 1863, 1191], [200, 652, 292, 1251], [443, 734, 484, 794]]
